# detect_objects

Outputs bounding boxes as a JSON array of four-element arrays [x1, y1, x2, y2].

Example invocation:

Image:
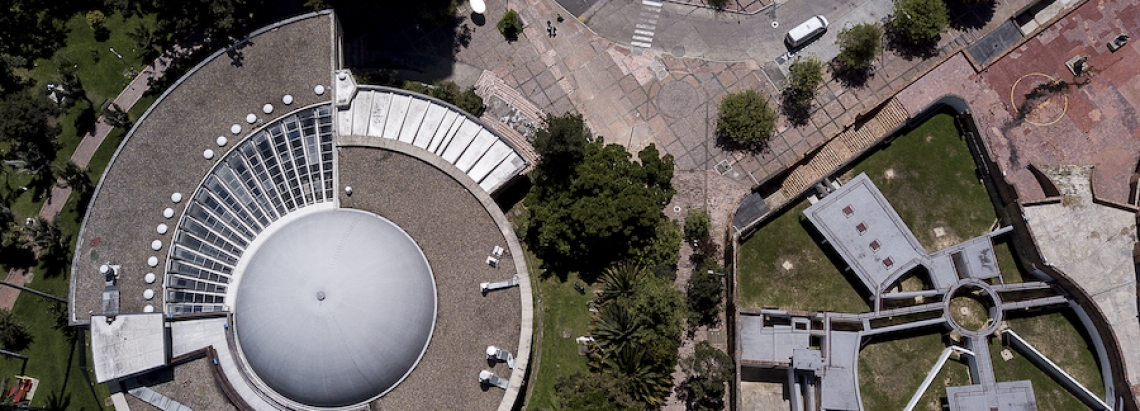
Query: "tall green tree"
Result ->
[[893, 0, 949, 42], [716, 89, 777, 149], [835, 23, 883, 69], [785, 56, 824, 104], [687, 264, 724, 327], [525, 115, 675, 270]]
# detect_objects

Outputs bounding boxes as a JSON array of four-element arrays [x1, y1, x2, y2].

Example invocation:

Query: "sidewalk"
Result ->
[[0, 48, 183, 311]]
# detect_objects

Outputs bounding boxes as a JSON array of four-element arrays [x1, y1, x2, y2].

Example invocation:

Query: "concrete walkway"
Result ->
[[0, 48, 182, 311]]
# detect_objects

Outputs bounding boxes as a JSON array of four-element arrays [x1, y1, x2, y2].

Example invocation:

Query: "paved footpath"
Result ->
[[0, 48, 182, 310]]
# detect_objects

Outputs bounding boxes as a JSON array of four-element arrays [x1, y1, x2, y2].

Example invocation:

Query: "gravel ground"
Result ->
[[338, 147, 522, 411], [72, 13, 336, 324]]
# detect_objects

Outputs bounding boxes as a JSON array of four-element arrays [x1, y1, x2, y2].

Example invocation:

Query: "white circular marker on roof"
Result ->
[[147, 256, 159, 267], [231, 124, 242, 134], [471, 0, 486, 14], [246, 113, 257, 124], [217, 136, 228, 147], [144, 305, 154, 313], [145, 272, 156, 284], [144, 289, 155, 300], [171, 192, 183, 203], [263, 104, 274, 114], [314, 85, 326, 95], [283, 94, 294, 105], [163, 208, 174, 218], [157, 223, 168, 234], [100, 264, 110, 274], [151, 240, 162, 251], [337, 72, 348, 81], [203, 149, 215, 159]]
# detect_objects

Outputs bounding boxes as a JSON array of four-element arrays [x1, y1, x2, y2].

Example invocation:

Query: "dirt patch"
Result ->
[[930, 222, 961, 252], [885, 168, 896, 179]]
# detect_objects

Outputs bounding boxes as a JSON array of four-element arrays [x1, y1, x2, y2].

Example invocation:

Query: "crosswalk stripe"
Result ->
[[634, 29, 654, 36], [642, 0, 663, 7]]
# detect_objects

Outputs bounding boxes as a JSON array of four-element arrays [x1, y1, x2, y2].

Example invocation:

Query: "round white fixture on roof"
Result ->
[[145, 272, 156, 284], [147, 256, 159, 267], [246, 113, 257, 124], [217, 136, 228, 147], [171, 192, 183, 203], [203, 149, 215, 160], [144, 305, 154, 313], [345, 186, 353, 196], [143, 289, 155, 300], [157, 223, 169, 234], [471, 0, 486, 14], [151, 240, 162, 251], [100, 264, 110, 274], [283, 94, 294, 105], [337, 72, 348, 81], [163, 208, 174, 218], [314, 85, 326, 95], [771, 21, 779, 28], [263, 104, 274, 114], [231, 124, 242, 134]]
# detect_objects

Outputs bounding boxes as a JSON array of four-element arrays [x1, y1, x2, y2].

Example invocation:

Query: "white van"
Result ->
[[785, 15, 829, 49]]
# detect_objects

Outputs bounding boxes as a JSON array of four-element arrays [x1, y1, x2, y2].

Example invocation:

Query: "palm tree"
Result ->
[[598, 263, 645, 305], [591, 302, 644, 357], [600, 348, 671, 407], [27, 216, 69, 276]]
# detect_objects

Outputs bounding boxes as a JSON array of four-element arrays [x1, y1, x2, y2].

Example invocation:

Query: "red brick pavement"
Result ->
[[977, 0, 1140, 203]]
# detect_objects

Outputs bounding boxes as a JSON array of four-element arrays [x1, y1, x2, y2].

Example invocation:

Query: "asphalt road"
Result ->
[[576, 0, 892, 73]]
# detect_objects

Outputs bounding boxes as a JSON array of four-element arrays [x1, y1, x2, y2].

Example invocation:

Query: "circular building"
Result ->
[[73, 11, 534, 411]]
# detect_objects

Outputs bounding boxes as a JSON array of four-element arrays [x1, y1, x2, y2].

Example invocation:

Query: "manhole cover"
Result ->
[[656, 81, 698, 118], [672, 46, 686, 57], [715, 159, 733, 175]]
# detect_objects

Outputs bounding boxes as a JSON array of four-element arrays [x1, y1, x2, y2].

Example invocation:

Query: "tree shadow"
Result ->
[[73, 104, 97, 137], [948, 0, 997, 31], [828, 59, 874, 89], [884, 22, 941, 61], [714, 130, 770, 153], [780, 91, 813, 127]]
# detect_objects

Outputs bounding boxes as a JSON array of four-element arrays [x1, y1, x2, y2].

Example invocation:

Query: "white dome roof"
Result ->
[[233, 208, 437, 407]]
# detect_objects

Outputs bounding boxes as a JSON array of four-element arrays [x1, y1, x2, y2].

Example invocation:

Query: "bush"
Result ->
[[680, 341, 734, 411], [85, 10, 106, 30], [835, 23, 883, 69], [786, 56, 824, 104], [716, 89, 777, 149], [707, 0, 729, 8], [687, 263, 724, 327], [497, 9, 524, 41], [684, 208, 710, 241], [893, 0, 949, 42], [401, 80, 485, 117], [0, 309, 32, 352]]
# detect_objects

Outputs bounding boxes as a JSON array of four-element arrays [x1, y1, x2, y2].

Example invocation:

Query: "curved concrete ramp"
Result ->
[[336, 86, 529, 194]]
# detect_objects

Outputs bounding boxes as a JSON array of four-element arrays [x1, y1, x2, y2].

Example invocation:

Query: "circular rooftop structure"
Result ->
[[71, 12, 533, 411], [233, 208, 436, 407]]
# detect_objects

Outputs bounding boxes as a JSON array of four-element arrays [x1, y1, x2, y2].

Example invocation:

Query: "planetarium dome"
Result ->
[[232, 208, 437, 407]]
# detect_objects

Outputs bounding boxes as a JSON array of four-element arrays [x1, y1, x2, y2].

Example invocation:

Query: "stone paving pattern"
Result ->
[[1022, 166, 1140, 403]]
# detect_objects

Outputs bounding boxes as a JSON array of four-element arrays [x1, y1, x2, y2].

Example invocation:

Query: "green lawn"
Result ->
[[0, 11, 160, 408], [525, 251, 597, 411], [991, 310, 1105, 411], [859, 332, 968, 411], [25, 12, 155, 106], [847, 112, 997, 253], [737, 202, 870, 313]]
